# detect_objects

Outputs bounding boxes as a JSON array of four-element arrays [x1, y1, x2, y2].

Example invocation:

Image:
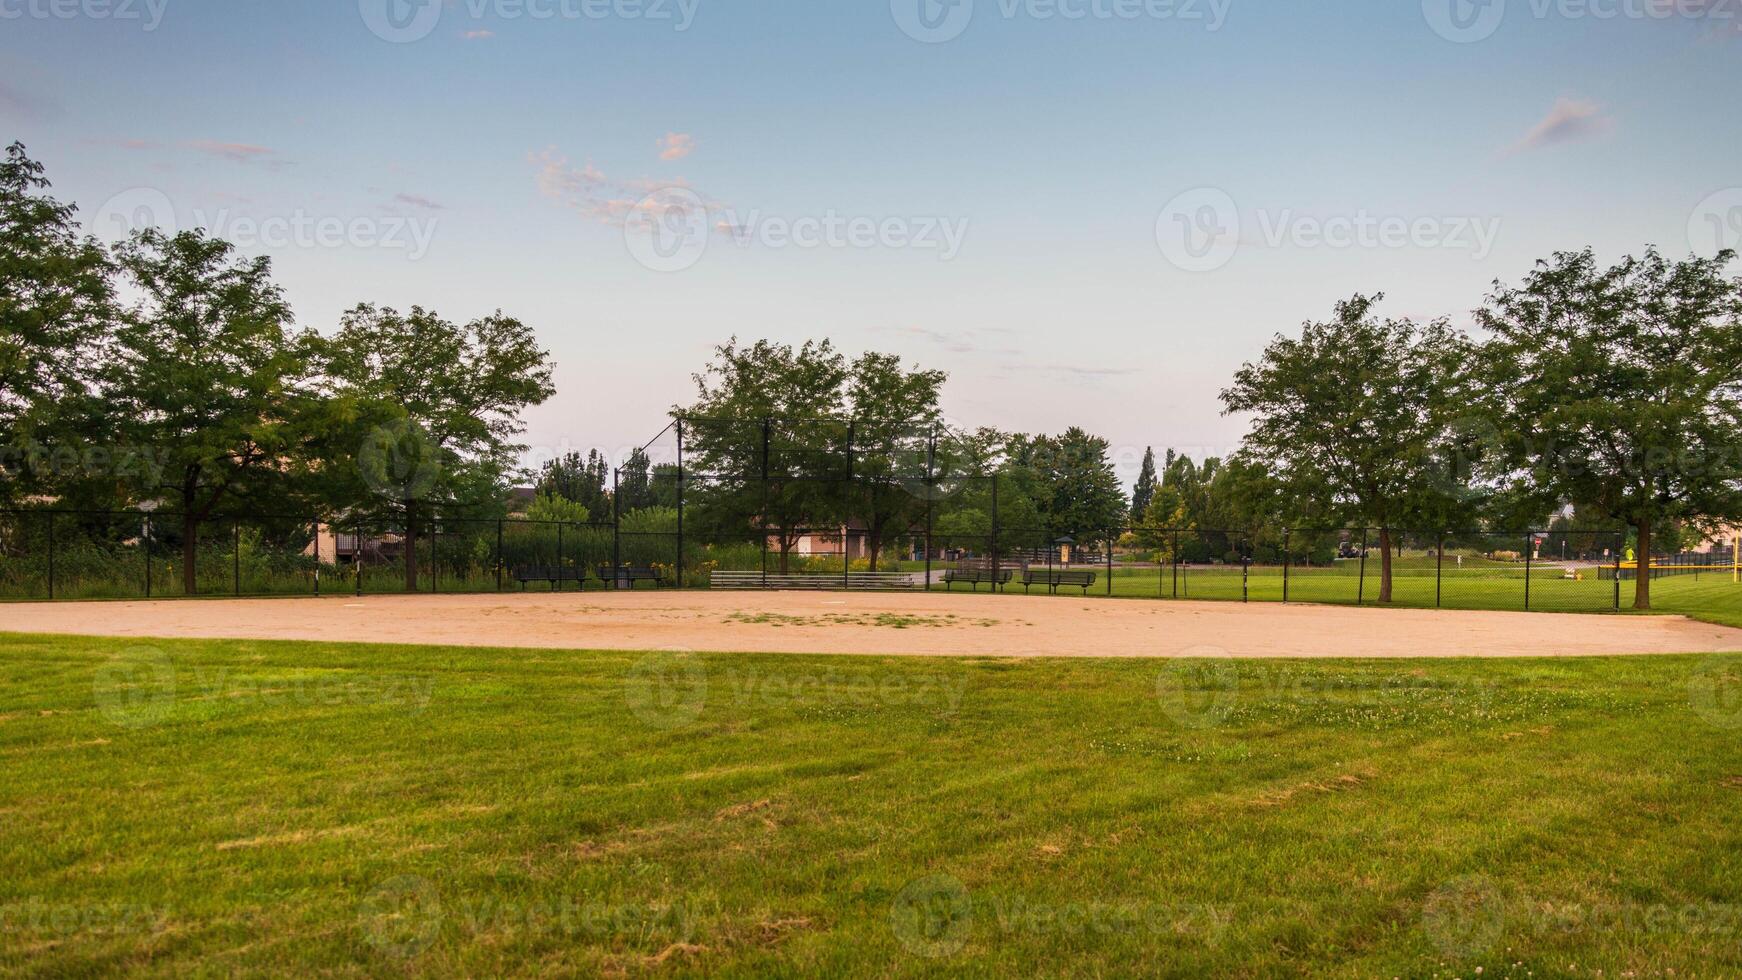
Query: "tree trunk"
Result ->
[[1377, 526, 1394, 603], [866, 527, 882, 572], [1634, 521, 1652, 610], [181, 489, 199, 596], [403, 500, 419, 592]]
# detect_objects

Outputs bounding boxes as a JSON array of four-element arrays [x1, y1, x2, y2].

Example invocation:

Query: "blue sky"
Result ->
[[3, 0, 1739, 481]]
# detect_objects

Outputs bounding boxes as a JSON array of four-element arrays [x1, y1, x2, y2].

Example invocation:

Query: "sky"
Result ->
[[3, 0, 1740, 485]]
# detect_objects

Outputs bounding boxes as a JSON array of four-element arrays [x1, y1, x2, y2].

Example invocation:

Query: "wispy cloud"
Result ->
[[188, 140, 283, 165], [1505, 97, 1613, 155], [657, 132, 696, 161], [0, 81, 52, 120], [393, 192, 445, 211], [871, 325, 1020, 356], [529, 146, 713, 225]]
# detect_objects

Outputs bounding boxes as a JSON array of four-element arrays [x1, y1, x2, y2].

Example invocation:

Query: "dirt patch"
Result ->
[[5, 591, 1742, 659]]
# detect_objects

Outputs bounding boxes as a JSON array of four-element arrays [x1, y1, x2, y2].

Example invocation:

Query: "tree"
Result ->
[[1131, 447, 1158, 523], [1021, 428, 1130, 543], [1475, 247, 1742, 609], [534, 449, 610, 515], [325, 304, 555, 590], [104, 229, 316, 594], [0, 142, 114, 506], [677, 339, 847, 571], [844, 351, 946, 570], [1221, 294, 1474, 602], [617, 447, 656, 513]]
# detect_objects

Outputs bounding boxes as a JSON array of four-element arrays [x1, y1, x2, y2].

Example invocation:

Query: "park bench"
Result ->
[[598, 564, 663, 589], [1022, 567, 1098, 594], [513, 565, 588, 590], [941, 564, 1013, 591], [711, 571, 918, 590]]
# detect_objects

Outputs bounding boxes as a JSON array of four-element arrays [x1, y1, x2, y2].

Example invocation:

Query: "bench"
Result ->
[[513, 565, 588, 590], [598, 564, 663, 589], [941, 565, 1013, 591], [711, 571, 919, 590], [1022, 567, 1097, 594]]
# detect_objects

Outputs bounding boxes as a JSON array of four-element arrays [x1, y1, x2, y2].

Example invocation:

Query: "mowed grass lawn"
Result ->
[[4, 633, 1742, 976]]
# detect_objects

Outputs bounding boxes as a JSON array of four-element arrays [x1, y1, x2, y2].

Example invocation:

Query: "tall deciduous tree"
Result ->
[[677, 338, 847, 571], [0, 142, 113, 505], [845, 351, 946, 570], [106, 229, 314, 594], [325, 304, 554, 590], [1221, 294, 1474, 602], [1475, 247, 1742, 609]]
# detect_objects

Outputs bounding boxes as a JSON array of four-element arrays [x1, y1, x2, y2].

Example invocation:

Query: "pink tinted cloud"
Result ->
[[657, 132, 696, 161], [1506, 97, 1613, 155], [188, 140, 281, 164]]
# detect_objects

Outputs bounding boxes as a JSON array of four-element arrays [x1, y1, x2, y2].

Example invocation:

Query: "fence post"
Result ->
[[1242, 547, 1249, 603], [1282, 528, 1290, 603], [1107, 531, 1113, 597], [144, 513, 152, 599], [676, 417, 685, 589], [1172, 528, 1179, 599], [234, 518, 241, 596], [313, 519, 320, 597], [612, 468, 622, 589], [1524, 530, 1533, 611], [355, 520, 364, 597], [45, 511, 55, 601], [1613, 542, 1621, 611], [924, 427, 935, 592], [1356, 527, 1366, 606], [1436, 531, 1444, 608], [990, 472, 1000, 593], [496, 519, 504, 592], [557, 520, 565, 592], [430, 516, 438, 593]]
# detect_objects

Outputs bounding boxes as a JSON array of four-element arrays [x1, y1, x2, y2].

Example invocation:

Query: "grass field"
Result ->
[[4, 632, 1742, 976]]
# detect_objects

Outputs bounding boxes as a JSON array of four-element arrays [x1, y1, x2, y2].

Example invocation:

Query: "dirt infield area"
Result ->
[[7, 590, 1742, 658]]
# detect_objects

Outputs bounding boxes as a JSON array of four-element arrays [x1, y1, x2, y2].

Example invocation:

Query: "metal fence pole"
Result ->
[[1282, 528, 1291, 603], [1242, 547, 1249, 603], [676, 418, 685, 589], [234, 518, 241, 596], [924, 428, 935, 592], [496, 519, 504, 592], [1436, 531, 1444, 608], [45, 511, 55, 601], [1107, 531, 1113, 596], [1356, 527, 1366, 606], [355, 520, 363, 597], [1172, 528, 1179, 599], [612, 468, 622, 589], [990, 472, 1000, 593], [144, 514, 152, 599], [1524, 530, 1533, 611], [556, 520, 565, 592], [313, 519, 320, 597], [1614, 542, 1621, 611]]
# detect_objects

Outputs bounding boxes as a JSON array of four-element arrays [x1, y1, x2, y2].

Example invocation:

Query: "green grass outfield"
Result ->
[[959, 564, 1742, 623], [4, 632, 1742, 976]]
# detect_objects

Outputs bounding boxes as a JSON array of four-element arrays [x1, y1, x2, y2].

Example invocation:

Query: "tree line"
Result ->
[[9, 140, 1742, 609], [0, 144, 556, 593]]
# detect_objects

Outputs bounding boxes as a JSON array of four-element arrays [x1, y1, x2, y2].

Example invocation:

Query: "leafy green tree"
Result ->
[[103, 229, 316, 594], [1130, 447, 1158, 523], [1475, 247, 1742, 609], [1221, 294, 1475, 602], [845, 351, 946, 570], [535, 450, 611, 515], [616, 447, 656, 513], [0, 142, 114, 506], [677, 338, 847, 571], [325, 304, 554, 590], [1009, 428, 1127, 544]]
